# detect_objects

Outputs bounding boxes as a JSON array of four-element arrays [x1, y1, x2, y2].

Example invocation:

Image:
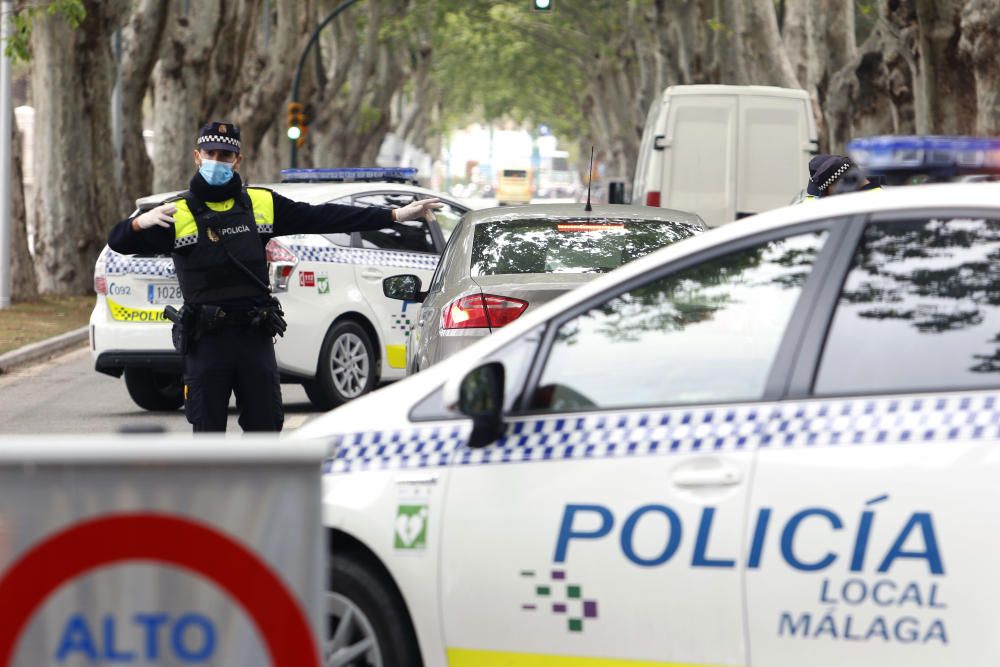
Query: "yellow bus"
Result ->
[[496, 168, 533, 206]]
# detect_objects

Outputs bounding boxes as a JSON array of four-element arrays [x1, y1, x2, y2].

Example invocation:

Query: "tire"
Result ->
[[327, 554, 422, 667], [123, 367, 184, 411], [311, 321, 378, 410]]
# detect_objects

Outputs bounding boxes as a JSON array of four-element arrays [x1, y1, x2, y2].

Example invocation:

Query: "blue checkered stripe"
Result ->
[[322, 393, 1000, 474], [323, 425, 469, 474], [104, 251, 175, 278], [289, 245, 438, 271]]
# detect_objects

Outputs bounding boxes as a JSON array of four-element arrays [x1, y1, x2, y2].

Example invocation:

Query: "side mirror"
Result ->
[[383, 274, 425, 302], [456, 362, 505, 449], [608, 181, 627, 204]]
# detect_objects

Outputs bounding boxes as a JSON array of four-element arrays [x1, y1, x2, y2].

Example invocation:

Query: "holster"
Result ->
[[163, 304, 198, 355], [250, 298, 287, 338]]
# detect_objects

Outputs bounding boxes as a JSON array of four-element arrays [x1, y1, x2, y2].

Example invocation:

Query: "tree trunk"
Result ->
[[226, 0, 313, 158], [782, 0, 857, 151], [31, 0, 128, 295], [824, 0, 918, 152], [959, 0, 1000, 134], [718, 0, 752, 84], [309, 0, 408, 168], [119, 0, 170, 202], [10, 105, 36, 301], [741, 0, 799, 87], [151, 1, 258, 192], [913, 0, 976, 134]]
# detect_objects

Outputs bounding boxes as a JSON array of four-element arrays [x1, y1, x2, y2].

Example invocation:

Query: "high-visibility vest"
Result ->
[[169, 188, 275, 304]]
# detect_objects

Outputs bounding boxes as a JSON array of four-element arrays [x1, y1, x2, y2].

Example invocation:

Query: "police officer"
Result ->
[[107, 121, 441, 432], [799, 154, 882, 202]]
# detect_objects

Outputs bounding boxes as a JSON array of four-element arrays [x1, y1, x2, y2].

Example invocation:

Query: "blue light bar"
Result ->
[[847, 135, 1000, 178], [280, 167, 418, 183]]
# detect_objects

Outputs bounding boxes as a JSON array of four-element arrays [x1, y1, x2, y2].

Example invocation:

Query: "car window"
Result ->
[[323, 196, 362, 247], [428, 220, 465, 293], [471, 218, 699, 276], [529, 231, 828, 412], [434, 202, 464, 240], [352, 193, 435, 253], [814, 216, 1000, 395]]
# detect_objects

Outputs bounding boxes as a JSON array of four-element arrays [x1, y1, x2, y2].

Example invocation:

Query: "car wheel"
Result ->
[[123, 367, 184, 411], [327, 554, 421, 667], [312, 321, 377, 410]]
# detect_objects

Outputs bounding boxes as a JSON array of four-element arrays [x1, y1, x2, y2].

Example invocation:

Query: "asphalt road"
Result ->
[[0, 344, 323, 435]]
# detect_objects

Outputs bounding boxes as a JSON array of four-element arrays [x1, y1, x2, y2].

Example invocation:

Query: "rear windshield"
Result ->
[[502, 170, 528, 179], [471, 218, 698, 276]]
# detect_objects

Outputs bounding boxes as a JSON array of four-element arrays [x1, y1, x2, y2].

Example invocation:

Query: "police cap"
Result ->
[[197, 121, 241, 153], [807, 154, 852, 196]]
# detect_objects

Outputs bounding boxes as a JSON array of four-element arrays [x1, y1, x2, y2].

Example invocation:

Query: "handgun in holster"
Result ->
[[250, 298, 288, 338], [163, 304, 198, 354]]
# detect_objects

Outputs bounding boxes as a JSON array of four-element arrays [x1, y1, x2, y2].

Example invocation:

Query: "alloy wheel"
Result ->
[[325, 591, 383, 667], [329, 332, 370, 398]]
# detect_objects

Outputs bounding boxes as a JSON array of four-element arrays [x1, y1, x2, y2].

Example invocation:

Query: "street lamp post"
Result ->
[[288, 0, 362, 168], [0, 0, 13, 309]]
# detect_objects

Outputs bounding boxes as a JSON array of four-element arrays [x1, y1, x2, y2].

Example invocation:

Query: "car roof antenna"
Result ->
[[584, 146, 594, 212]]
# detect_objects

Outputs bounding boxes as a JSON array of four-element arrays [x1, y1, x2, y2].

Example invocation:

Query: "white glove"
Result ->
[[393, 198, 444, 222], [133, 203, 177, 230]]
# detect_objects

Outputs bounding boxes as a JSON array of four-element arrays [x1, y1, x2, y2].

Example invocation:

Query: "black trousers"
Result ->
[[183, 326, 284, 432]]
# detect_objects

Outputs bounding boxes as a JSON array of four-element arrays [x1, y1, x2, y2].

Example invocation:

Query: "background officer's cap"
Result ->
[[807, 154, 852, 196], [197, 121, 241, 153]]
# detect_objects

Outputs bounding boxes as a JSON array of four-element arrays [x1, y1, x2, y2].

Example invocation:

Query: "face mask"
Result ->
[[199, 159, 235, 186]]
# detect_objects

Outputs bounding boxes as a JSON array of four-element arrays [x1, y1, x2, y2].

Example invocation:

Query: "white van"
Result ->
[[631, 85, 818, 227]]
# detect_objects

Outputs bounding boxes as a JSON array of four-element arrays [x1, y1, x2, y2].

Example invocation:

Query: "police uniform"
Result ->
[[108, 121, 404, 432]]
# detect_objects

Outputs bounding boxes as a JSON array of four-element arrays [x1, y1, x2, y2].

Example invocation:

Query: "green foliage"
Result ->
[[6, 0, 86, 63], [429, 0, 592, 138]]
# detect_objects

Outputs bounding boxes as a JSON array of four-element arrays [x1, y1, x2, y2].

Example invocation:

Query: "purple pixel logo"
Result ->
[[520, 569, 599, 632]]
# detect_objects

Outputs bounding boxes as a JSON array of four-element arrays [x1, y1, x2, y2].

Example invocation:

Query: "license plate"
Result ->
[[147, 283, 183, 305]]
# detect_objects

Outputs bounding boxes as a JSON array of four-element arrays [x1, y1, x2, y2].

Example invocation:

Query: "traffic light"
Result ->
[[531, 0, 553, 11], [297, 104, 311, 148], [287, 102, 303, 141]]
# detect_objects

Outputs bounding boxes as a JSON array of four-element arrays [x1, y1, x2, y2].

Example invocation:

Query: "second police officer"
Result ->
[[107, 121, 442, 433], [800, 154, 882, 202]]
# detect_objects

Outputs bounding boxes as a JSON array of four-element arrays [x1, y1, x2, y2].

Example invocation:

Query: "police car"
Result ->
[[295, 138, 1000, 666], [90, 168, 471, 411]]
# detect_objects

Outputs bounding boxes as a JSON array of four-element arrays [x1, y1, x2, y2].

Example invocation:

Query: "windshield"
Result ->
[[471, 218, 698, 276]]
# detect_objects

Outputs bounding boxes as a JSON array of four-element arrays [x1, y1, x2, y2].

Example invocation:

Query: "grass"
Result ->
[[0, 296, 95, 355]]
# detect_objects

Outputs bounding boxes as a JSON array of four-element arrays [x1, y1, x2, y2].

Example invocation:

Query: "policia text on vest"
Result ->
[[107, 121, 440, 432]]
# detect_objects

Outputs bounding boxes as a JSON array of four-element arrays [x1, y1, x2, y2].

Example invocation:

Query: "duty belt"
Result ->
[[202, 305, 256, 327]]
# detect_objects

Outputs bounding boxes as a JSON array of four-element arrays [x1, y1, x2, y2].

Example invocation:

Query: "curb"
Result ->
[[0, 326, 89, 374]]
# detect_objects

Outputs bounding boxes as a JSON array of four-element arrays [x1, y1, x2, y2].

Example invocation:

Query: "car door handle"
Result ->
[[361, 268, 383, 281], [394, 472, 439, 486], [672, 463, 742, 488]]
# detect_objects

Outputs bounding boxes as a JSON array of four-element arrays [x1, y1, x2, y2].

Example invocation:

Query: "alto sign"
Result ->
[[0, 436, 326, 666]]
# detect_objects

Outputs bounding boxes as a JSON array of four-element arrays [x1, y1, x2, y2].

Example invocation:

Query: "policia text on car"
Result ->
[[107, 121, 442, 432]]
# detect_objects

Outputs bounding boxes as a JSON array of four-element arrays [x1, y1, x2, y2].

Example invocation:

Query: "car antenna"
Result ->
[[584, 146, 594, 212]]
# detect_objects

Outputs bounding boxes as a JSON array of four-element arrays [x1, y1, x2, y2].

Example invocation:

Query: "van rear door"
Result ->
[[736, 94, 815, 220], [661, 94, 737, 228]]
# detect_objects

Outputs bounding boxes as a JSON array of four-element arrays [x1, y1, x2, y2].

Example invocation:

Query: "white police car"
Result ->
[[90, 168, 471, 411], [296, 138, 1000, 666]]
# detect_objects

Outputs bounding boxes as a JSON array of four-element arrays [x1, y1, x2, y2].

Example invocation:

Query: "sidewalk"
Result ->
[[0, 296, 94, 373]]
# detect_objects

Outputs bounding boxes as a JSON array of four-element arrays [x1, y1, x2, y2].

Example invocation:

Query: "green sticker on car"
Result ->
[[395, 504, 428, 550]]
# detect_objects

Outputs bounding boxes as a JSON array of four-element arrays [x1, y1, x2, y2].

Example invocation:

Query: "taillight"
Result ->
[[443, 294, 528, 330], [94, 246, 110, 295], [266, 239, 298, 292], [645, 191, 661, 207]]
